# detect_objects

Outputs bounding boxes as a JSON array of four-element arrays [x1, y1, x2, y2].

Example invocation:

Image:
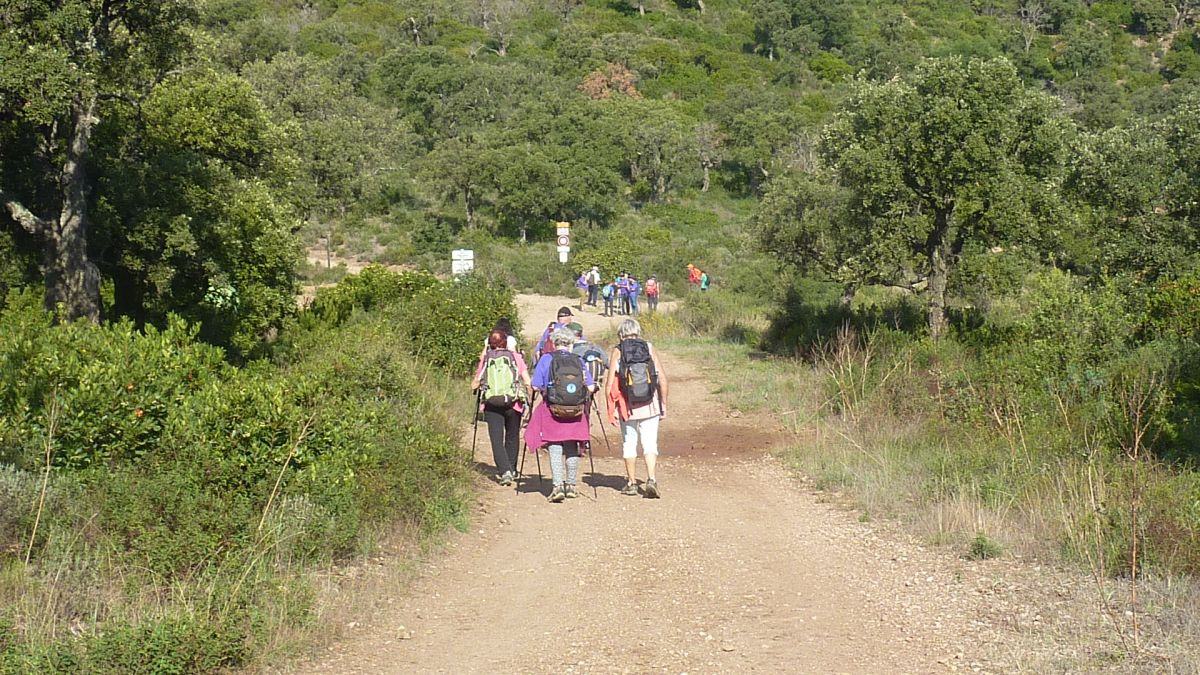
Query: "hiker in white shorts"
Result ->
[[605, 318, 669, 498]]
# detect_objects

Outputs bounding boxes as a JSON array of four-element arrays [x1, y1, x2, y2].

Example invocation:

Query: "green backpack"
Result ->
[[483, 349, 521, 407]]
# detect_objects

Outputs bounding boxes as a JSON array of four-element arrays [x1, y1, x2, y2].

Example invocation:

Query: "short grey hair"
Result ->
[[617, 318, 641, 340], [550, 327, 577, 348]]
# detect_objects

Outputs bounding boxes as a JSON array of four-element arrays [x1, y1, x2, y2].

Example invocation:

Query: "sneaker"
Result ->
[[547, 485, 566, 503], [621, 481, 639, 496], [498, 471, 514, 486], [564, 484, 579, 499], [644, 478, 660, 499]]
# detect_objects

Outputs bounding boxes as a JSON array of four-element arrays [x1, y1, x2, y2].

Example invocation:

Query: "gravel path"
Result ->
[[291, 295, 1155, 674]]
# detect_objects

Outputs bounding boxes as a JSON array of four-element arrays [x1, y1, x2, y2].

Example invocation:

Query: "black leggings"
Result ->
[[484, 404, 522, 474]]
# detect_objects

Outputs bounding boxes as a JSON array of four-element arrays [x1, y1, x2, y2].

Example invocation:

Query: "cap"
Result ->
[[557, 306, 573, 317], [567, 322, 583, 335]]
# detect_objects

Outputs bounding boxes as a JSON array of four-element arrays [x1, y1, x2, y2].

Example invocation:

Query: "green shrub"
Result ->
[[391, 275, 519, 374], [967, 533, 1004, 560], [0, 291, 226, 469], [306, 266, 436, 326], [0, 275, 486, 668]]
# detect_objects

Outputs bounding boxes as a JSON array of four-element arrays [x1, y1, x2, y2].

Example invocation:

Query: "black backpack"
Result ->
[[545, 351, 587, 420], [618, 338, 658, 405]]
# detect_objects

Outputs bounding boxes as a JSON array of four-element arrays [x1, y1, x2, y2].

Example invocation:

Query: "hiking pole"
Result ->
[[587, 394, 602, 499], [470, 388, 483, 460]]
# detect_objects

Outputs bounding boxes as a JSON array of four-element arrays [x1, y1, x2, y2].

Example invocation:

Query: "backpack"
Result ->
[[545, 351, 587, 420], [618, 338, 658, 406], [482, 349, 521, 408], [645, 279, 659, 297], [539, 323, 558, 357], [577, 343, 607, 384], [601, 284, 613, 299]]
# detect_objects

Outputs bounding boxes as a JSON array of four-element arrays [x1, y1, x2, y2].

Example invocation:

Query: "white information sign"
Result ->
[[555, 221, 570, 264], [451, 249, 474, 275]]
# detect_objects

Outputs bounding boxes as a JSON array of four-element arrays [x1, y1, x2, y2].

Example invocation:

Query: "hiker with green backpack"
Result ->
[[606, 318, 669, 498], [471, 329, 533, 486], [525, 327, 597, 502]]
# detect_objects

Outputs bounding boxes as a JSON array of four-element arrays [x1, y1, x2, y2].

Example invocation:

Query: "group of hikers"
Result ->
[[573, 262, 710, 317], [575, 266, 661, 316], [470, 305, 669, 502]]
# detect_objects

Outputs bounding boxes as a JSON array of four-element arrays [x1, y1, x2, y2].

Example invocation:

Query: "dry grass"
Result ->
[[659, 331, 1200, 671]]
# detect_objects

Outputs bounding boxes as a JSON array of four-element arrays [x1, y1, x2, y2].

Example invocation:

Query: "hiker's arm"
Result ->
[[470, 353, 485, 391], [651, 347, 668, 412]]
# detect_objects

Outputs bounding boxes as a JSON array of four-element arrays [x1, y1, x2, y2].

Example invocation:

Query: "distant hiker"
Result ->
[[575, 271, 589, 311], [527, 327, 597, 502], [645, 275, 660, 312], [586, 266, 601, 307], [627, 275, 641, 315], [616, 273, 632, 315], [607, 319, 669, 498], [535, 306, 574, 357], [472, 330, 533, 485], [483, 317, 518, 352], [699, 270, 710, 292], [601, 280, 616, 317], [686, 263, 701, 289]]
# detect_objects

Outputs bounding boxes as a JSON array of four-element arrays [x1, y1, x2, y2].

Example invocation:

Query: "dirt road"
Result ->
[[293, 295, 1119, 673]]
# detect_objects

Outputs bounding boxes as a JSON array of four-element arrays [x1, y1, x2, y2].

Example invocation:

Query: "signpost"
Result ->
[[555, 221, 570, 264], [451, 249, 474, 276]]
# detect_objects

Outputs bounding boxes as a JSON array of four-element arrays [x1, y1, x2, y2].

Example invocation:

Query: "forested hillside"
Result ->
[[4, 0, 1200, 670], [6, 0, 1200, 338]]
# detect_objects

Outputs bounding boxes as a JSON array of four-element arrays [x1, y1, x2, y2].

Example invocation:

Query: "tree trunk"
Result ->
[[701, 163, 711, 192], [697, 0, 705, 13], [464, 186, 475, 228], [840, 282, 857, 308], [638, 2, 645, 16], [111, 265, 146, 327], [926, 209, 952, 340], [46, 96, 101, 322]]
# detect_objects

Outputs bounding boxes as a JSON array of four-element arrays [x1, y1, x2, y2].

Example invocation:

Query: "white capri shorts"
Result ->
[[620, 416, 660, 459]]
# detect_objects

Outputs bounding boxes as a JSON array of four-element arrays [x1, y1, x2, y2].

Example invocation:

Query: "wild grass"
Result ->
[[645, 287, 1200, 670]]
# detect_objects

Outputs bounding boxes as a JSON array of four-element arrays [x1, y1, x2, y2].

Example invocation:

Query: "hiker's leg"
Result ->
[[641, 416, 660, 481], [502, 407, 521, 473], [548, 443, 566, 486], [483, 406, 507, 472], [564, 441, 581, 485], [621, 419, 639, 481]]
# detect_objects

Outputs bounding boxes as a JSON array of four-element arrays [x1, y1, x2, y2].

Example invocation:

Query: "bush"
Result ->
[[0, 272, 496, 668], [306, 266, 436, 326], [967, 533, 1004, 560], [0, 291, 226, 470], [390, 275, 519, 374]]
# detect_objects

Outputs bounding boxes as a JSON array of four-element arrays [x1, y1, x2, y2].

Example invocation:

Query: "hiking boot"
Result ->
[[644, 478, 660, 499], [498, 471, 514, 486], [547, 485, 566, 503], [621, 480, 639, 496], [564, 483, 579, 499]]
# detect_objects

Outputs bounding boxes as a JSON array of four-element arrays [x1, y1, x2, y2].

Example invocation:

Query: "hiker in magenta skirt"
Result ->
[[525, 327, 596, 502]]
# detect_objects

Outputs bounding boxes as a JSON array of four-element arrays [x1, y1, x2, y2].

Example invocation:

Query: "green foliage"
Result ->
[[0, 282, 482, 667], [307, 267, 437, 326], [573, 233, 643, 278], [390, 276, 520, 374], [967, 533, 1004, 560], [818, 57, 1073, 336]]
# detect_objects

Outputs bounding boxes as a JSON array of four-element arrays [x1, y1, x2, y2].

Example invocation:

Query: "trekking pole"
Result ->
[[470, 388, 483, 459], [587, 395, 602, 499], [591, 393, 614, 456]]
